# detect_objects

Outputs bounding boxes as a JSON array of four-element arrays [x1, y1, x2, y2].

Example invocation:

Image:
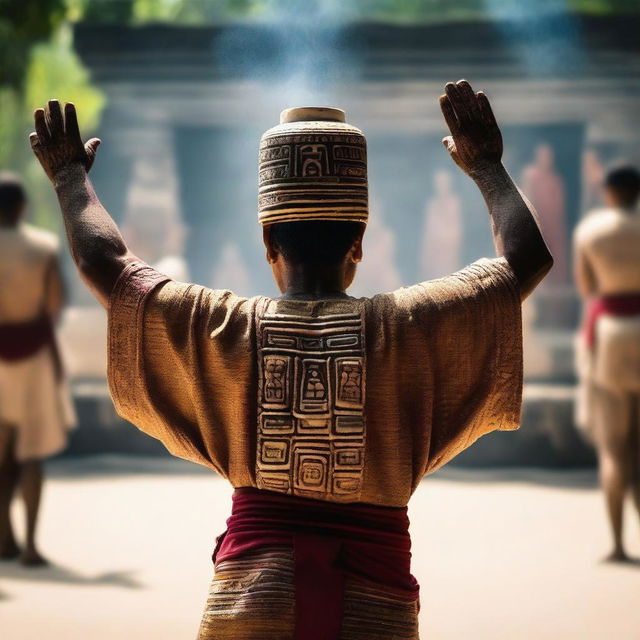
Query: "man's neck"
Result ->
[[281, 264, 349, 300]]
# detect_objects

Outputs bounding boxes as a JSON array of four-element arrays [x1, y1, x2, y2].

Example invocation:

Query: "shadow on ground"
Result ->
[[0, 562, 143, 589]]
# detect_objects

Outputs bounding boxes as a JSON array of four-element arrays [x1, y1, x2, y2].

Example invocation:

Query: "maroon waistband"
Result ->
[[214, 487, 419, 640], [583, 293, 640, 349], [0, 315, 55, 362]]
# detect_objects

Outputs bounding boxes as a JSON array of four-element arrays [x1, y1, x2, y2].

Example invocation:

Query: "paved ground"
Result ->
[[1, 457, 639, 640]]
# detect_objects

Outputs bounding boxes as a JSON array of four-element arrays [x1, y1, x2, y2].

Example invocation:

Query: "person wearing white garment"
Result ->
[[575, 165, 640, 562], [0, 173, 75, 566]]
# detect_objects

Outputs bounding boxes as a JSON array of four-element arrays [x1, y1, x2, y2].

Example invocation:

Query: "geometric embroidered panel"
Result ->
[[256, 311, 366, 501]]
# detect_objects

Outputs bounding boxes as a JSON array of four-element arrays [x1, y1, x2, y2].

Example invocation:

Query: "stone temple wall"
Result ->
[[59, 15, 640, 465]]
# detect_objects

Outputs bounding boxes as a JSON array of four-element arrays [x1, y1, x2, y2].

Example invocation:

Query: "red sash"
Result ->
[[214, 487, 419, 640], [0, 315, 55, 361], [584, 294, 640, 349], [0, 315, 61, 378]]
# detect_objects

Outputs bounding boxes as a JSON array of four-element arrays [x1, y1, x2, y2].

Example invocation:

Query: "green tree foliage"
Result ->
[[0, 1, 104, 230], [66, 0, 640, 25], [74, 0, 135, 22], [0, 0, 67, 168], [0, 0, 67, 87], [24, 26, 104, 131]]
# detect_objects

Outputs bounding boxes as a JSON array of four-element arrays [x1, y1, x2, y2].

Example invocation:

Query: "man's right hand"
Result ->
[[439, 79, 503, 179], [438, 80, 552, 298], [30, 100, 101, 184]]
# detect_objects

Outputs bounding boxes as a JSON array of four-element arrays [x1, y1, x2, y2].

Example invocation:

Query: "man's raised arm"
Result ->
[[439, 80, 553, 298], [30, 100, 136, 308]]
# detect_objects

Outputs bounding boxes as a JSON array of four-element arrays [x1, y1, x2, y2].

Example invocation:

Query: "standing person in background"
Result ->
[[582, 149, 604, 213], [421, 169, 462, 279], [575, 165, 640, 562], [522, 143, 568, 284], [0, 173, 75, 567]]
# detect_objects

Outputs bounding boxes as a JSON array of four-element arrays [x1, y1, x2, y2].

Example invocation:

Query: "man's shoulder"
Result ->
[[152, 279, 259, 322], [21, 224, 60, 255], [575, 208, 618, 242], [365, 257, 511, 309]]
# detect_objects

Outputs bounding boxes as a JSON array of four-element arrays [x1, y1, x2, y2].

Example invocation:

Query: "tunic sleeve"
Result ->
[[417, 257, 522, 474], [108, 261, 258, 480], [365, 257, 523, 487]]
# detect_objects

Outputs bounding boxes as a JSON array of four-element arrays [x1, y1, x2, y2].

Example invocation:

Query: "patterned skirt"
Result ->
[[197, 546, 419, 640]]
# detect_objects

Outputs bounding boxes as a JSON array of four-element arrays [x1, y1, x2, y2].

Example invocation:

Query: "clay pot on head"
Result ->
[[258, 106, 368, 226]]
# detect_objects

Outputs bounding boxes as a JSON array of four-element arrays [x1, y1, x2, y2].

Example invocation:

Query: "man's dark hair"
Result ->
[[269, 221, 364, 267], [604, 165, 640, 208], [0, 172, 26, 226]]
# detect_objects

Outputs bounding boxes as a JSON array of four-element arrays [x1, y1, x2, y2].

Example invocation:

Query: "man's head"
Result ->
[[264, 221, 365, 293], [0, 172, 27, 227], [603, 165, 640, 209]]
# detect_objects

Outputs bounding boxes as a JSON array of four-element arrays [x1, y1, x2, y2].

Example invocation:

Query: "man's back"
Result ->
[[575, 207, 640, 295], [0, 224, 58, 323], [108, 257, 522, 507]]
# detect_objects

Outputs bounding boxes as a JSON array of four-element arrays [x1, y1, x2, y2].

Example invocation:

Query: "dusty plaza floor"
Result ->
[[1, 458, 640, 640]]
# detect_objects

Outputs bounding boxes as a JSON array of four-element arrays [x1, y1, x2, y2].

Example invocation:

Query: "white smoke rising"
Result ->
[[214, 0, 360, 109], [481, 0, 585, 76]]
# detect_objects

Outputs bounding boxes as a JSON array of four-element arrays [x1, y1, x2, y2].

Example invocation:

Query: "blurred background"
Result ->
[[2, 1, 640, 638]]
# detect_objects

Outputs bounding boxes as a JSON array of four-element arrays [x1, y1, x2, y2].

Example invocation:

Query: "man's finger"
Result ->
[[444, 82, 470, 126], [439, 95, 460, 134], [456, 80, 482, 121], [47, 100, 64, 138], [64, 103, 81, 141], [29, 132, 40, 149], [477, 91, 498, 129], [84, 138, 101, 157], [34, 109, 49, 141], [84, 138, 102, 169], [442, 136, 455, 152]]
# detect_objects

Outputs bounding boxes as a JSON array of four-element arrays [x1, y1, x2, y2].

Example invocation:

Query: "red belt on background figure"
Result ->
[[213, 487, 419, 640], [0, 315, 62, 378], [583, 293, 640, 349]]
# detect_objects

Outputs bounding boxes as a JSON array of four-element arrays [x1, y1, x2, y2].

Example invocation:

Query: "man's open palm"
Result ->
[[440, 80, 503, 178], [30, 100, 101, 183]]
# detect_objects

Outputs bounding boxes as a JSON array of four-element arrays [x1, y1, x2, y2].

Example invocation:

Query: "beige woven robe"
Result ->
[[108, 256, 522, 507]]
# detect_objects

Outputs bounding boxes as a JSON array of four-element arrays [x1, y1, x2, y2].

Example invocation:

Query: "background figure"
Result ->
[[421, 169, 462, 280], [574, 165, 640, 562], [152, 223, 190, 282], [122, 156, 187, 272], [582, 149, 605, 213], [522, 144, 569, 284], [350, 197, 402, 297], [210, 242, 251, 294], [0, 173, 75, 566]]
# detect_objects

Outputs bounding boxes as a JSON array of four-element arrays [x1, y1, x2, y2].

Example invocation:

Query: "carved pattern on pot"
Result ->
[[258, 108, 368, 225]]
